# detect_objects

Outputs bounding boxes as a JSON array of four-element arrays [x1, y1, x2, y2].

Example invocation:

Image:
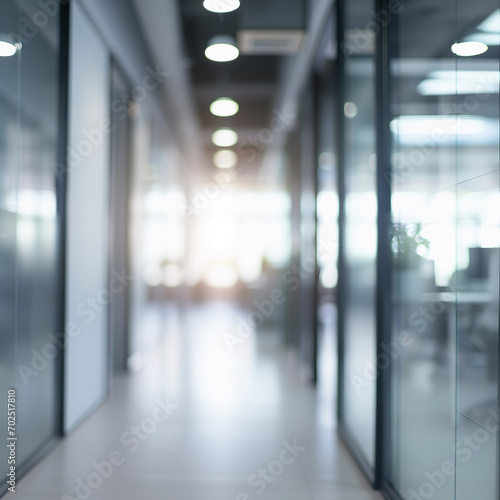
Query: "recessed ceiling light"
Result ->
[[205, 35, 239, 62], [391, 115, 499, 146], [417, 70, 500, 95], [344, 102, 358, 118], [210, 97, 239, 117], [212, 128, 238, 147], [213, 150, 238, 169], [203, 0, 240, 14], [451, 41, 488, 57], [0, 35, 20, 57]]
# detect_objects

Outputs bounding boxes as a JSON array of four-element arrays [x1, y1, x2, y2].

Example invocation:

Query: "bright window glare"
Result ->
[[6, 190, 56, 218], [163, 264, 183, 287], [345, 193, 377, 261], [203, 0, 240, 13], [451, 41, 488, 56], [212, 128, 238, 147], [204, 264, 238, 288], [17, 219, 41, 255], [145, 190, 186, 217], [210, 98, 239, 117], [321, 265, 338, 289], [143, 264, 163, 287], [317, 191, 339, 221], [391, 191, 500, 286], [203, 218, 237, 253], [240, 191, 291, 215], [187, 190, 291, 287], [143, 189, 186, 271]]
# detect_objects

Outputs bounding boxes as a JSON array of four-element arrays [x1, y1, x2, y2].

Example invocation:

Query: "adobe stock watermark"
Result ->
[[222, 288, 286, 352], [9, 0, 67, 48], [222, 236, 336, 352], [178, 168, 238, 220], [238, 107, 296, 163], [340, 0, 403, 59], [61, 396, 178, 500], [349, 331, 413, 394], [54, 64, 169, 180], [386, 68, 498, 186], [174, 106, 296, 222], [406, 407, 500, 500], [408, 298, 446, 334], [350, 296, 447, 394], [17, 268, 134, 386], [236, 439, 307, 499]]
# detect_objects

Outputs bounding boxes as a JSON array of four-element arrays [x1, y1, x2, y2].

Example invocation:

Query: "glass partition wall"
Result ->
[[0, 0, 62, 493], [337, 0, 500, 497], [337, 0, 378, 473], [389, 0, 500, 499]]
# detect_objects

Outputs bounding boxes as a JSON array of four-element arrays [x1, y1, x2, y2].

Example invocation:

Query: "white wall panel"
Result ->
[[65, 1, 110, 432]]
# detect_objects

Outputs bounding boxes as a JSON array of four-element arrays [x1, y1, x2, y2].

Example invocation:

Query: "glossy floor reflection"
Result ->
[[14, 301, 382, 500]]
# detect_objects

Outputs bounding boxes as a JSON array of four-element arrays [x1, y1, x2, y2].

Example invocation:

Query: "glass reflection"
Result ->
[[0, 0, 60, 486], [340, 0, 377, 467], [389, 0, 499, 498]]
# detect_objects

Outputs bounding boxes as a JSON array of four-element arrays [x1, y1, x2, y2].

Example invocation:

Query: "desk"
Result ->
[[395, 291, 492, 423]]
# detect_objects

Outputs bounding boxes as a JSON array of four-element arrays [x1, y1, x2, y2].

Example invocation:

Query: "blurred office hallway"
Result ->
[[13, 301, 380, 500], [2, 0, 500, 498]]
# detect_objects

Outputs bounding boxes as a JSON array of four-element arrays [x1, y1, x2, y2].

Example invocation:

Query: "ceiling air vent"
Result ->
[[238, 0, 305, 54], [238, 30, 304, 55]]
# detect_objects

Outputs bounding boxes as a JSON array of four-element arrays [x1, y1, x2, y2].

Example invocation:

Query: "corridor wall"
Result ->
[[0, 1, 62, 494], [64, 0, 110, 432], [335, 0, 500, 498]]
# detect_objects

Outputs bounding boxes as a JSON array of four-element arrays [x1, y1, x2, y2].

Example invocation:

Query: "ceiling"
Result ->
[[177, 0, 305, 186]]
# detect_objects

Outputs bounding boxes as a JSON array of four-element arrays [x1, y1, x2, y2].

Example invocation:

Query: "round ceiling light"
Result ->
[[344, 101, 358, 118], [210, 97, 239, 117], [213, 150, 238, 169], [205, 35, 239, 62], [203, 0, 240, 13], [451, 41, 488, 57], [212, 128, 238, 147], [0, 35, 20, 57]]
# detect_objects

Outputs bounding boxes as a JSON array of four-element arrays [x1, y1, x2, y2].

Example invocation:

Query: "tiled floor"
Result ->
[[13, 302, 382, 500]]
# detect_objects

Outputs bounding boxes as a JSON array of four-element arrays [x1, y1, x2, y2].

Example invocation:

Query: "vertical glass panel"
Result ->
[[16, 8, 60, 460], [317, 65, 338, 296], [389, 0, 457, 495], [0, 0, 60, 487], [341, 0, 377, 466], [389, 0, 500, 499], [455, 1, 499, 498], [300, 86, 318, 381], [0, 0, 20, 488], [316, 59, 337, 420], [109, 65, 131, 371]]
